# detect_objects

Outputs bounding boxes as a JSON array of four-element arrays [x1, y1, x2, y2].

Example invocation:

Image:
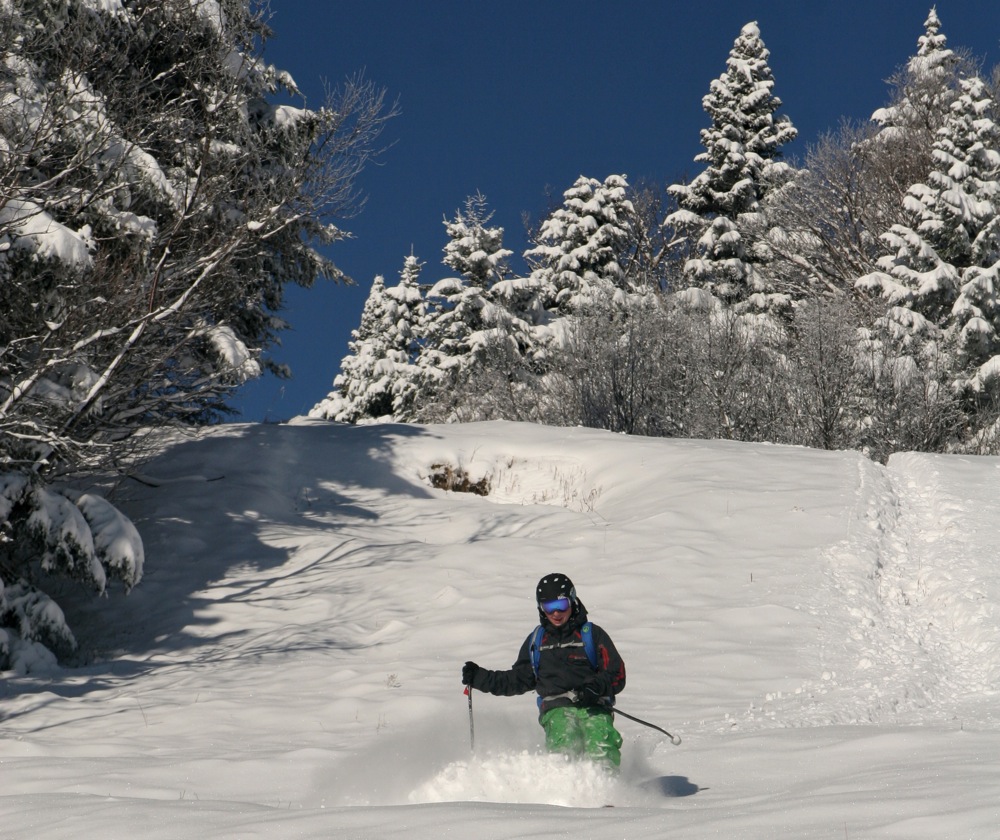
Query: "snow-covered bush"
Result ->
[[0, 472, 143, 669], [0, 580, 76, 673]]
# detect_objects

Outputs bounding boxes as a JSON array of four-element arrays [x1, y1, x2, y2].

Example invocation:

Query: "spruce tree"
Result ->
[[309, 275, 396, 422], [382, 254, 426, 419], [667, 21, 797, 301], [857, 75, 1000, 394], [418, 197, 517, 392], [311, 255, 426, 422], [523, 174, 636, 316], [442, 192, 513, 289], [939, 78, 1000, 385], [871, 7, 959, 139]]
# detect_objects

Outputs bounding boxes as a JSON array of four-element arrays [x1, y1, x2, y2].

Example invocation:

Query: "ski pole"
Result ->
[[613, 707, 681, 745], [464, 686, 475, 752]]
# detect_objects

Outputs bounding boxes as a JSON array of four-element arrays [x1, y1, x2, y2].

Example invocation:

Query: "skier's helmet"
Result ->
[[536, 573, 576, 605]]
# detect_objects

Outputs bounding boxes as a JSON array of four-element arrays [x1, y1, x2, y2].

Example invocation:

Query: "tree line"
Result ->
[[314, 12, 1000, 465]]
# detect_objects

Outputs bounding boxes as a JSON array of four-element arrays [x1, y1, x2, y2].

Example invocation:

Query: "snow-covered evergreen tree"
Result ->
[[936, 77, 1000, 390], [311, 255, 426, 423], [871, 8, 959, 140], [667, 21, 797, 301], [757, 11, 974, 305], [0, 0, 387, 448], [378, 254, 426, 420], [479, 174, 635, 372], [309, 275, 396, 422], [0, 475, 144, 671], [857, 74, 1000, 395], [388, 254, 428, 357], [417, 198, 522, 393], [522, 174, 636, 314], [442, 192, 513, 289], [917, 77, 1000, 269]]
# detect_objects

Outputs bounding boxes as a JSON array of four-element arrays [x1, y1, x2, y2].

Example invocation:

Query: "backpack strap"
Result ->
[[580, 622, 598, 669], [529, 625, 545, 678]]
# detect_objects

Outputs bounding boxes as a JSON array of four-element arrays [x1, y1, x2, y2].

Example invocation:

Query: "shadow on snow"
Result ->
[[7, 421, 440, 703]]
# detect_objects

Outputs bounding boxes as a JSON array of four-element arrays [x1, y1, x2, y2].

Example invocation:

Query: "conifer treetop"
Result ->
[[669, 20, 797, 220]]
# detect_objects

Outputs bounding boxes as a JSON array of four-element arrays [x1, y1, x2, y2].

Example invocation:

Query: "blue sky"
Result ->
[[231, 1, 1000, 422]]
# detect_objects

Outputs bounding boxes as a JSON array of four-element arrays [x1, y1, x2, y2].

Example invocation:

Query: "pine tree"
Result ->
[[857, 75, 1000, 393], [387, 254, 428, 360], [939, 78, 1000, 386], [418, 198, 519, 393], [667, 21, 797, 301], [380, 254, 426, 419], [442, 192, 513, 289], [523, 174, 636, 316], [311, 255, 426, 423], [309, 275, 395, 422], [756, 10, 974, 305], [871, 8, 959, 140]]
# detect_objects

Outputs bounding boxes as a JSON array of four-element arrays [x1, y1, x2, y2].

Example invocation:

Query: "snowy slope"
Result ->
[[2, 420, 999, 838]]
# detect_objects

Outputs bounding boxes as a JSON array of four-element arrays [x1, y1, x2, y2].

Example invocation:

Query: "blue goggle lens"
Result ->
[[541, 597, 571, 614]]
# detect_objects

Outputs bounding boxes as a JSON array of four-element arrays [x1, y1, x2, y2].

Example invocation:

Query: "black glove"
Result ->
[[462, 661, 480, 687], [576, 673, 612, 704]]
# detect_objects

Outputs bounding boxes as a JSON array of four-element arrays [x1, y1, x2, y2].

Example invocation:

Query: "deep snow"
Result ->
[[3, 419, 1000, 838]]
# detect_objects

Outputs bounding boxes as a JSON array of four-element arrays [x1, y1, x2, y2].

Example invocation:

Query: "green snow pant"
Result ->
[[540, 706, 623, 767]]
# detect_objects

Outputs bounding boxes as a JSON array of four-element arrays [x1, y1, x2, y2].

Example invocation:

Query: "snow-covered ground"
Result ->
[[3, 420, 1000, 838]]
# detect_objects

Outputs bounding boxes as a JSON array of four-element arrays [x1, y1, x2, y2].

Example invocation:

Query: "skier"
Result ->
[[461, 572, 626, 767]]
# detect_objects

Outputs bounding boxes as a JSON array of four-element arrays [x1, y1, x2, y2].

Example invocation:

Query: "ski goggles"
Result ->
[[540, 597, 571, 614]]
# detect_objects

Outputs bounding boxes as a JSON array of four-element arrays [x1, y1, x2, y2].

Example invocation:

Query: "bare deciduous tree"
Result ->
[[753, 120, 934, 299]]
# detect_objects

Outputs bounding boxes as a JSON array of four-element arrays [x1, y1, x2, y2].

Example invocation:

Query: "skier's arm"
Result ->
[[467, 634, 536, 696]]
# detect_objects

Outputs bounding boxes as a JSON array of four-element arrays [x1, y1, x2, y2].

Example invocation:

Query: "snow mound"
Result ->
[[408, 751, 649, 807]]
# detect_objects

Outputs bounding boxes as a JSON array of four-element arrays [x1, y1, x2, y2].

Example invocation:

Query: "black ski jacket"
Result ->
[[471, 606, 626, 716]]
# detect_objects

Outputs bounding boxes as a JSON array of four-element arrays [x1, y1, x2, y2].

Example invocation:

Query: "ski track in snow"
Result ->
[[872, 454, 1000, 719], [743, 451, 1000, 731]]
